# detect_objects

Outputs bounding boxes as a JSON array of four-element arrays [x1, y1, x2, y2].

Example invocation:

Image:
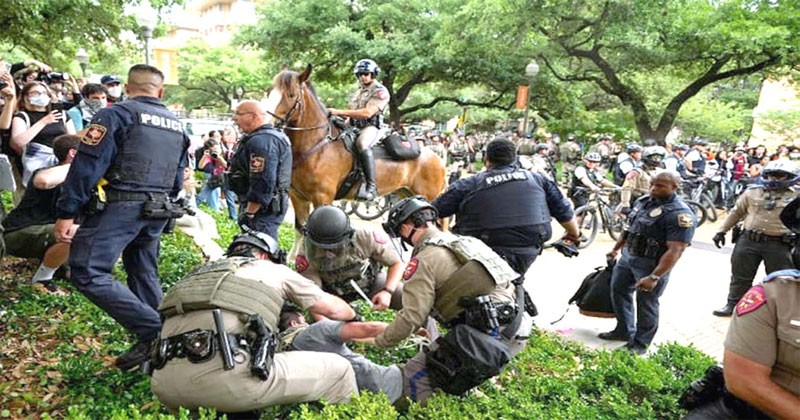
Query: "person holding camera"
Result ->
[[196, 136, 227, 212], [53, 64, 190, 371], [10, 81, 76, 197]]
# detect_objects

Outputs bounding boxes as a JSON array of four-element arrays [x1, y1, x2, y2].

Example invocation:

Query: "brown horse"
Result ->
[[263, 65, 446, 247]]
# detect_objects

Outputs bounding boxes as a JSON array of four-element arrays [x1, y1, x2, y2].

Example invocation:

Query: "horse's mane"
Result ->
[[272, 70, 320, 100]]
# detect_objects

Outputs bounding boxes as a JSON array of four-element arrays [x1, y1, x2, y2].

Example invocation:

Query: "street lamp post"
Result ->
[[135, 3, 158, 65], [76, 48, 89, 77], [523, 59, 540, 135]]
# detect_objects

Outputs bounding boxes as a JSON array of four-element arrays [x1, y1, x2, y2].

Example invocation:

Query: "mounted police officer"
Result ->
[[229, 100, 292, 239], [710, 160, 799, 317], [371, 197, 530, 405], [570, 152, 619, 210], [618, 146, 666, 213], [683, 197, 800, 419], [53, 64, 190, 370], [434, 137, 580, 278], [295, 205, 404, 310], [600, 171, 695, 355], [149, 231, 360, 416], [329, 59, 390, 201]]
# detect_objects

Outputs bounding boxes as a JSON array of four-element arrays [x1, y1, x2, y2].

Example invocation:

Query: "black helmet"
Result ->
[[353, 59, 380, 76], [534, 144, 550, 154], [305, 205, 354, 249], [227, 228, 285, 263], [692, 138, 708, 147], [383, 196, 438, 237], [780, 196, 800, 233]]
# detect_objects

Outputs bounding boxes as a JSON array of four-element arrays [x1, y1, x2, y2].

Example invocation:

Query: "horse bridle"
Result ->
[[265, 85, 329, 132]]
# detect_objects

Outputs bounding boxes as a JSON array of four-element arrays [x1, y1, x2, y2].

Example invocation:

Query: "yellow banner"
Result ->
[[153, 48, 179, 85]]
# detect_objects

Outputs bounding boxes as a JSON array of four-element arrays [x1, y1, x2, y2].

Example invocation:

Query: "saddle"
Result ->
[[334, 125, 421, 200]]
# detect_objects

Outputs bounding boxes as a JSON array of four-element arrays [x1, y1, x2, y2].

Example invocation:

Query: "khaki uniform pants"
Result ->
[[152, 350, 358, 412], [357, 126, 388, 151]]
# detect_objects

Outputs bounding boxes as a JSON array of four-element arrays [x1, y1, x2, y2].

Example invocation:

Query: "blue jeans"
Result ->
[[68, 201, 167, 341], [609, 248, 670, 348], [196, 174, 221, 211], [223, 187, 237, 220]]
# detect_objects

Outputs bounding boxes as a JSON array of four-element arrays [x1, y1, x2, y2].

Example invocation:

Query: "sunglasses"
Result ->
[[356, 72, 372, 77]]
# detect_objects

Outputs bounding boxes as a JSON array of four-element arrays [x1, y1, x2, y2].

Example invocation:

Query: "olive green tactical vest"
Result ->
[[158, 257, 284, 330], [305, 237, 373, 290], [419, 233, 517, 321]]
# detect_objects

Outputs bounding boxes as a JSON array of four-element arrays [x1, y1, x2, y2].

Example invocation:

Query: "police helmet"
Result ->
[[642, 138, 657, 147], [762, 160, 800, 178], [567, 133, 577, 141], [227, 229, 286, 263], [353, 59, 380, 77], [584, 152, 602, 163], [534, 144, 550, 154], [383, 196, 438, 237], [627, 143, 643, 154], [672, 143, 689, 152], [643, 146, 667, 167], [692, 138, 708, 147], [305, 205, 354, 249], [780, 196, 800, 233]]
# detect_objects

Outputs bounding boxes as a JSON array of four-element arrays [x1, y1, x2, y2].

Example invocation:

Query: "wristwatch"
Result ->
[[647, 273, 661, 282]]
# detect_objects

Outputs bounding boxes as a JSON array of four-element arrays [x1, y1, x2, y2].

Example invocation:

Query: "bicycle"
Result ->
[[571, 187, 626, 249], [682, 176, 718, 222]]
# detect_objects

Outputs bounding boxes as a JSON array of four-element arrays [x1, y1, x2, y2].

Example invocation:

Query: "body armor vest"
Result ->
[[159, 257, 284, 330], [457, 169, 550, 233], [571, 165, 600, 194], [350, 82, 386, 129], [305, 237, 375, 291], [105, 100, 185, 192], [418, 233, 517, 322]]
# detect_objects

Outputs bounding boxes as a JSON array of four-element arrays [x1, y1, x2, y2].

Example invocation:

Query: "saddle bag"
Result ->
[[382, 134, 421, 160], [568, 258, 615, 318], [426, 323, 511, 396]]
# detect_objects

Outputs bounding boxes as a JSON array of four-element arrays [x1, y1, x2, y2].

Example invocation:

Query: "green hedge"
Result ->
[[0, 207, 715, 419]]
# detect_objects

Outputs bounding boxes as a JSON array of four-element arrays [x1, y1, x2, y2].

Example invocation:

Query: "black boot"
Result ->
[[357, 149, 379, 201], [115, 340, 153, 371], [712, 302, 735, 317]]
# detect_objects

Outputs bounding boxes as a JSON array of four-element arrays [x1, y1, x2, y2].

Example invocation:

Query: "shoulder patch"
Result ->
[[403, 258, 419, 280], [736, 285, 767, 316], [625, 170, 639, 180], [250, 155, 265, 173], [82, 124, 107, 146], [295, 255, 309, 273], [373, 230, 388, 244], [677, 213, 693, 228], [376, 88, 389, 101]]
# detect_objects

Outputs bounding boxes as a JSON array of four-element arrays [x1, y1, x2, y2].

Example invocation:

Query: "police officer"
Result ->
[[329, 59, 390, 201], [531, 143, 557, 181], [53, 64, 190, 370], [228, 100, 292, 239], [149, 231, 359, 415], [295, 205, 404, 310], [618, 146, 666, 212], [372, 197, 529, 405], [559, 134, 581, 184], [613, 143, 642, 186], [684, 197, 800, 419], [685, 139, 708, 177], [600, 171, 695, 355], [710, 160, 799, 317], [434, 138, 580, 276], [570, 152, 619, 210], [664, 143, 689, 178]]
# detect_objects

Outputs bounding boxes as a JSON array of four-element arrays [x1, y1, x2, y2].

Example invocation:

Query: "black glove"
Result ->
[[712, 232, 726, 249], [553, 237, 580, 258], [238, 212, 256, 229]]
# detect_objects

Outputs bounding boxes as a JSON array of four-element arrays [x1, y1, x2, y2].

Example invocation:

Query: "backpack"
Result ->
[[568, 259, 616, 318]]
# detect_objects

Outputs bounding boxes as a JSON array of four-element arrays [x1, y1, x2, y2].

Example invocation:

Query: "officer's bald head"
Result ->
[[234, 100, 268, 133], [126, 64, 165, 98], [650, 171, 681, 198]]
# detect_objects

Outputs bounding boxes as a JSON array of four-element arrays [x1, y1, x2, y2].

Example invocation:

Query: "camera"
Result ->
[[39, 72, 69, 83], [211, 152, 219, 159], [0, 80, 7, 90]]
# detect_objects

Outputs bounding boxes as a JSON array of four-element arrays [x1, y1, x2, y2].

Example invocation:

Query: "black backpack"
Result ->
[[568, 258, 616, 318]]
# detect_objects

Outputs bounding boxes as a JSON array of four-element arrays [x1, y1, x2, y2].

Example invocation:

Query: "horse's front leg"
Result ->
[[288, 189, 311, 261]]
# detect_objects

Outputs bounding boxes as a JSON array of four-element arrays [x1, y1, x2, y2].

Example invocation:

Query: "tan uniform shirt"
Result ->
[[559, 141, 581, 163], [724, 276, 800, 396], [374, 229, 515, 348], [719, 187, 798, 235], [349, 81, 389, 113], [152, 260, 357, 411], [620, 166, 661, 207], [295, 228, 400, 287]]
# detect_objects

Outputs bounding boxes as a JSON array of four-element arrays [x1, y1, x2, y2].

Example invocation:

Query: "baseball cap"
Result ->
[[101, 75, 122, 85]]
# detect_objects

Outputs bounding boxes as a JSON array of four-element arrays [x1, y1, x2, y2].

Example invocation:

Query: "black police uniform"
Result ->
[[228, 124, 292, 239], [56, 96, 189, 343], [433, 164, 574, 275], [609, 193, 695, 350]]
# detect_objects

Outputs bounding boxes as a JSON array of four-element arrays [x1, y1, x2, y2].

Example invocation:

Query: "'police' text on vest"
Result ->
[[485, 171, 527, 186], [141, 113, 182, 132]]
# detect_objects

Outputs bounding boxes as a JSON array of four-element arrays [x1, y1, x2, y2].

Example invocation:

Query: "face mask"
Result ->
[[28, 94, 51, 107], [108, 86, 122, 98], [86, 98, 106, 112]]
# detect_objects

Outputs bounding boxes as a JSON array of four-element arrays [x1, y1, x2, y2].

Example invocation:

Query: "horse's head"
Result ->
[[264, 65, 326, 130]]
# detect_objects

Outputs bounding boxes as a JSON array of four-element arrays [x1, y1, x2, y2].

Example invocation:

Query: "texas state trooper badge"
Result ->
[[736, 285, 767, 316]]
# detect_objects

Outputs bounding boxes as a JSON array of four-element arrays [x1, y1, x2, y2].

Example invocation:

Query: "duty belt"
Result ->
[[106, 189, 169, 202], [742, 229, 796, 244], [625, 232, 667, 260], [148, 329, 250, 369]]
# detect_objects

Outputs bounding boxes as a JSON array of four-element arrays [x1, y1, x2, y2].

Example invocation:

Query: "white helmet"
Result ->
[[763, 160, 800, 177]]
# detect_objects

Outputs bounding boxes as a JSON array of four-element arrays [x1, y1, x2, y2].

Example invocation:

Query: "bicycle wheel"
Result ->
[[684, 199, 707, 227], [353, 196, 391, 220], [701, 193, 718, 222], [573, 205, 599, 248], [603, 206, 625, 241]]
